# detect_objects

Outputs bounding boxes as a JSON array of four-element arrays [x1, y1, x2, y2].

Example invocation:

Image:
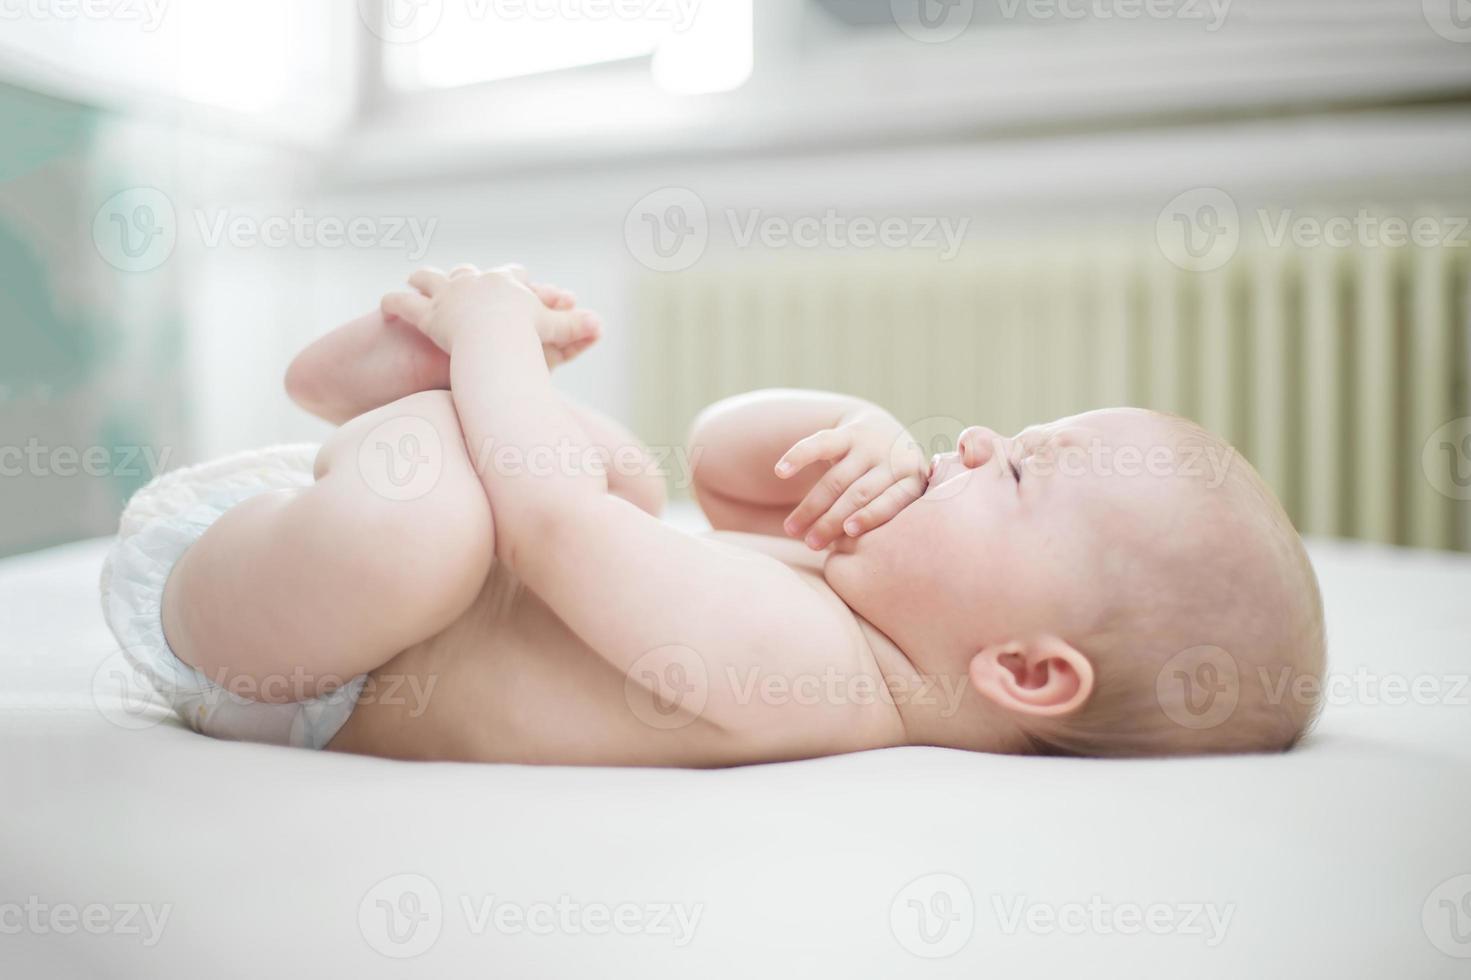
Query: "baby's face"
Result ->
[[828, 407, 1322, 756], [828, 408, 1201, 653]]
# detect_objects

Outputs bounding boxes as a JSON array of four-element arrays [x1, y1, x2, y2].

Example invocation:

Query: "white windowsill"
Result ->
[[330, 8, 1471, 187]]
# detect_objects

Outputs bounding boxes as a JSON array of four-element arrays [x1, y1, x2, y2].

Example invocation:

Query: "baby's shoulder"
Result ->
[[698, 529, 827, 571], [693, 530, 902, 748], [698, 530, 873, 658]]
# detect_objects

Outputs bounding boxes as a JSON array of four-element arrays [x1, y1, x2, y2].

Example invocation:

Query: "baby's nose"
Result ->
[[957, 426, 1004, 468]]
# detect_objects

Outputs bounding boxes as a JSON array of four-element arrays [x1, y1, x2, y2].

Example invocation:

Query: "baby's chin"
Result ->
[[823, 512, 931, 623], [821, 523, 870, 581]]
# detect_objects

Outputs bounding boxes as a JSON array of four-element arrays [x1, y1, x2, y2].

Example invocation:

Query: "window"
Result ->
[[375, 0, 753, 95]]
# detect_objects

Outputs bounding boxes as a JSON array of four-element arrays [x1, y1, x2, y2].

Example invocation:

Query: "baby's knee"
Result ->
[[326, 390, 495, 610]]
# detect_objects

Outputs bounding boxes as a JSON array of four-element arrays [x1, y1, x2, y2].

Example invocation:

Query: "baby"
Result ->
[[106, 263, 1325, 764]]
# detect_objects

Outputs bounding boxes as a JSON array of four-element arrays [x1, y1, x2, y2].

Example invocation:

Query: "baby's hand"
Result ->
[[775, 409, 929, 549], [381, 264, 601, 363]]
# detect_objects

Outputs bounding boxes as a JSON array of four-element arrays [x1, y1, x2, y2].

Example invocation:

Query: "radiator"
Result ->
[[632, 237, 1470, 551]]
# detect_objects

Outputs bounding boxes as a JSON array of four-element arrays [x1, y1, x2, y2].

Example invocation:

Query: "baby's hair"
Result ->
[[1021, 413, 1326, 758]]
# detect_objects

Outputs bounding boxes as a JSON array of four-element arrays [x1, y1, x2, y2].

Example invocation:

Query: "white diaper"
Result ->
[[99, 443, 367, 750]]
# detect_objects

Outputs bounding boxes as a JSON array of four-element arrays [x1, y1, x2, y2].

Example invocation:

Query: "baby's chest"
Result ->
[[366, 541, 886, 764]]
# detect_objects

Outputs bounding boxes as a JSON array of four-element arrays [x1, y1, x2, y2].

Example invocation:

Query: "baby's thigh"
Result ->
[[317, 388, 473, 486], [164, 390, 494, 702]]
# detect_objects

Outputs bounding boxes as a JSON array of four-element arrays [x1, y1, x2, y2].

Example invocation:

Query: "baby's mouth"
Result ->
[[924, 451, 978, 503], [928, 452, 964, 490]]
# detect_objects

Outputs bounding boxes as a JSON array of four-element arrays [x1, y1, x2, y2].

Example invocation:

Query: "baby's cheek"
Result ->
[[981, 529, 1055, 603]]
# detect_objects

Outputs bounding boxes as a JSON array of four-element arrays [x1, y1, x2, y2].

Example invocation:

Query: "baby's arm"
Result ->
[[387, 269, 848, 735], [285, 299, 665, 516], [689, 390, 928, 547], [688, 390, 871, 535]]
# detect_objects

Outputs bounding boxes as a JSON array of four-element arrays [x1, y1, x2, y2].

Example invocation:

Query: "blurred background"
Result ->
[[1, 0, 1468, 558]]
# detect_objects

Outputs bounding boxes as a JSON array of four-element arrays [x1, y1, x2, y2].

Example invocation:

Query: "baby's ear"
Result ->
[[967, 636, 1094, 718]]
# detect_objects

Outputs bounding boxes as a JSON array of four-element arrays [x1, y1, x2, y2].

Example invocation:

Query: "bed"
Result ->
[[2, 521, 1469, 978]]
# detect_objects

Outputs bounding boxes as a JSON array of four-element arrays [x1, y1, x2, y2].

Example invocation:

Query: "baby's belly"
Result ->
[[327, 562, 740, 766]]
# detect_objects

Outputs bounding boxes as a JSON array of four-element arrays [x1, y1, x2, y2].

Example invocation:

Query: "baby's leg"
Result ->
[[161, 390, 493, 703], [287, 309, 666, 515]]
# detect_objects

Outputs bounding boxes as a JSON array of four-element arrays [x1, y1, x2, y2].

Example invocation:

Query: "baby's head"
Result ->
[[826, 408, 1325, 757]]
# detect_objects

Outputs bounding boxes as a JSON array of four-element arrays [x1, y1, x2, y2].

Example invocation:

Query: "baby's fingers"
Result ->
[[783, 452, 867, 542], [843, 476, 926, 537], [807, 467, 896, 549], [381, 290, 430, 326], [775, 428, 850, 479]]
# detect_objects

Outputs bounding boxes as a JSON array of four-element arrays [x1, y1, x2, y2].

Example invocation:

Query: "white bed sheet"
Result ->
[[2, 529, 1469, 978]]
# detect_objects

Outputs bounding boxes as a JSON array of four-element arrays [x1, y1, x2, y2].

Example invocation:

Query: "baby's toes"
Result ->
[[539, 307, 602, 349]]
